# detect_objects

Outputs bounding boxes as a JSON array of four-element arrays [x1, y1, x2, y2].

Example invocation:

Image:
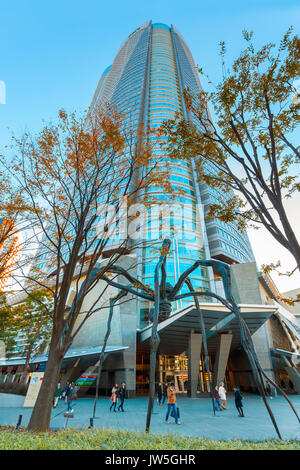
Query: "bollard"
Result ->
[[16, 414, 22, 429], [63, 412, 74, 429], [89, 417, 94, 428]]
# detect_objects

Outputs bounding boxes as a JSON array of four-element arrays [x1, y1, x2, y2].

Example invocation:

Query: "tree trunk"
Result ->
[[19, 346, 33, 385], [264, 194, 300, 271], [27, 339, 63, 432], [277, 204, 300, 272]]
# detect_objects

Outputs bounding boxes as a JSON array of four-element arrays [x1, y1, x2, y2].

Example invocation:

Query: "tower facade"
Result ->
[[3, 22, 298, 401], [91, 21, 255, 327]]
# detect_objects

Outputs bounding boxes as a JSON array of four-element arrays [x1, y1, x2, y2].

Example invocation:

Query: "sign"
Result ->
[[75, 375, 97, 387], [23, 372, 44, 407]]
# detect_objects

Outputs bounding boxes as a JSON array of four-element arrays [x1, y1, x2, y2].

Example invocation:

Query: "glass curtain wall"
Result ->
[[140, 24, 209, 327], [90, 21, 255, 329]]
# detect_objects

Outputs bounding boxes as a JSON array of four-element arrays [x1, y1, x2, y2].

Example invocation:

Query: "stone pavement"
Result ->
[[0, 395, 300, 441]]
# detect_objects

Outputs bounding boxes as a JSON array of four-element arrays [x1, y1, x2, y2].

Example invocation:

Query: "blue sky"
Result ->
[[0, 0, 299, 291]]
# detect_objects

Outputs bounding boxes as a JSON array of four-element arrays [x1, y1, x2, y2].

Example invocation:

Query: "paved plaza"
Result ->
[[1, 394, 300, 441]]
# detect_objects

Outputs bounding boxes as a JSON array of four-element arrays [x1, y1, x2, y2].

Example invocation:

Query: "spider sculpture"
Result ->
[[76, 239, 299, 437]]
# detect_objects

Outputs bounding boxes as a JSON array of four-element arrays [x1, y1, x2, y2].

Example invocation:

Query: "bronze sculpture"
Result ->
[[83, 238, 299, 438]]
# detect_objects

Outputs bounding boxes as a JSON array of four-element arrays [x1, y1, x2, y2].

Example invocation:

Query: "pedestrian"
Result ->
[[110, 383, 119, 412], [219, 382, 227, 409], [234, 386, 244, 417], [266, 382, 271, 397], [117, 382, 127, 412], [53, 382, 63, 408], [63, 382, 70, 404], [214, 385, 222, 411], [165, 382, 181, 425], [66, 383, 74, 413], [162, 382, 168, 404], [71, 384, 79, 400], [157, 382, 163, 406]]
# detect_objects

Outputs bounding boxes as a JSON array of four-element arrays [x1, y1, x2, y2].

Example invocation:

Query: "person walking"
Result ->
[[214, 385, 222, 411], [165, 382, 181, 425], [219, 382, 227, 410], [63, 382, 70, 405], [157, 382, 163, 406], [110, 383, 119, 412], [162, 382, 168, 404], [66, 383, 74, 413], [234, 386, 244, 417], [71, 383, 79, 400], [53, 382, 63, 408], [117, 382, 127, 412], [266, 382, 271, 398]]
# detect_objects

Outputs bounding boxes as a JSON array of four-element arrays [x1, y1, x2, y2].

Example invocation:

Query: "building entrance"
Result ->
[[159, 355, 188, 393], [160, 353, 216, 394], [136, 351, 216, 395]]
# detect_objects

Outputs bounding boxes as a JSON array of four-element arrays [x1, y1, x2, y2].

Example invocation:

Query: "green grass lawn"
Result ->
[[0, 427, 299, 450]]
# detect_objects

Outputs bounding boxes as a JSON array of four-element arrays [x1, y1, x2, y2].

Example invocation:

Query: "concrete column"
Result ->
[[187, 331, 202, 398], [213, 333, 233, 387], [114, 351, 136, 398], [281, 355, 300, 394], [158, 355, 163, 383], [284, 365, 300, 393], [252, 321, 275, 384], [61, 358, 82, 385]]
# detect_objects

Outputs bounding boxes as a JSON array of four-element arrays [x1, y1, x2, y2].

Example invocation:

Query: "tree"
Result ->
[[0, 162, 34, 291], [162, 28, 300, 273], [0, 293, 18, 358], [0, 221, 19, 291], [1, 104, 171, 431], [0, 290, 53, 383], [4, 290, 53, 384]]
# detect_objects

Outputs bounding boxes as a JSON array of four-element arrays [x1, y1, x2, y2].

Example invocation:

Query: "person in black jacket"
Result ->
[[63, 382, 70, 405], [214, 385, 222, 411], [234, 386, 244, 417], [162, 382, 168, 404], [117, 382, 127, 412], [157, 382, 163, 406], [66, 383, 74, 413]]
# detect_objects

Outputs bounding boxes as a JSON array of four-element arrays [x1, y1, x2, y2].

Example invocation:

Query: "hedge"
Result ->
[[0, 427, 299, 450]]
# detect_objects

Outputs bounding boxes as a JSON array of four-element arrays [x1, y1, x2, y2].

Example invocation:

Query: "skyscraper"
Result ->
[[91, 21, 255, 327], [2, 22, 298, 400]]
